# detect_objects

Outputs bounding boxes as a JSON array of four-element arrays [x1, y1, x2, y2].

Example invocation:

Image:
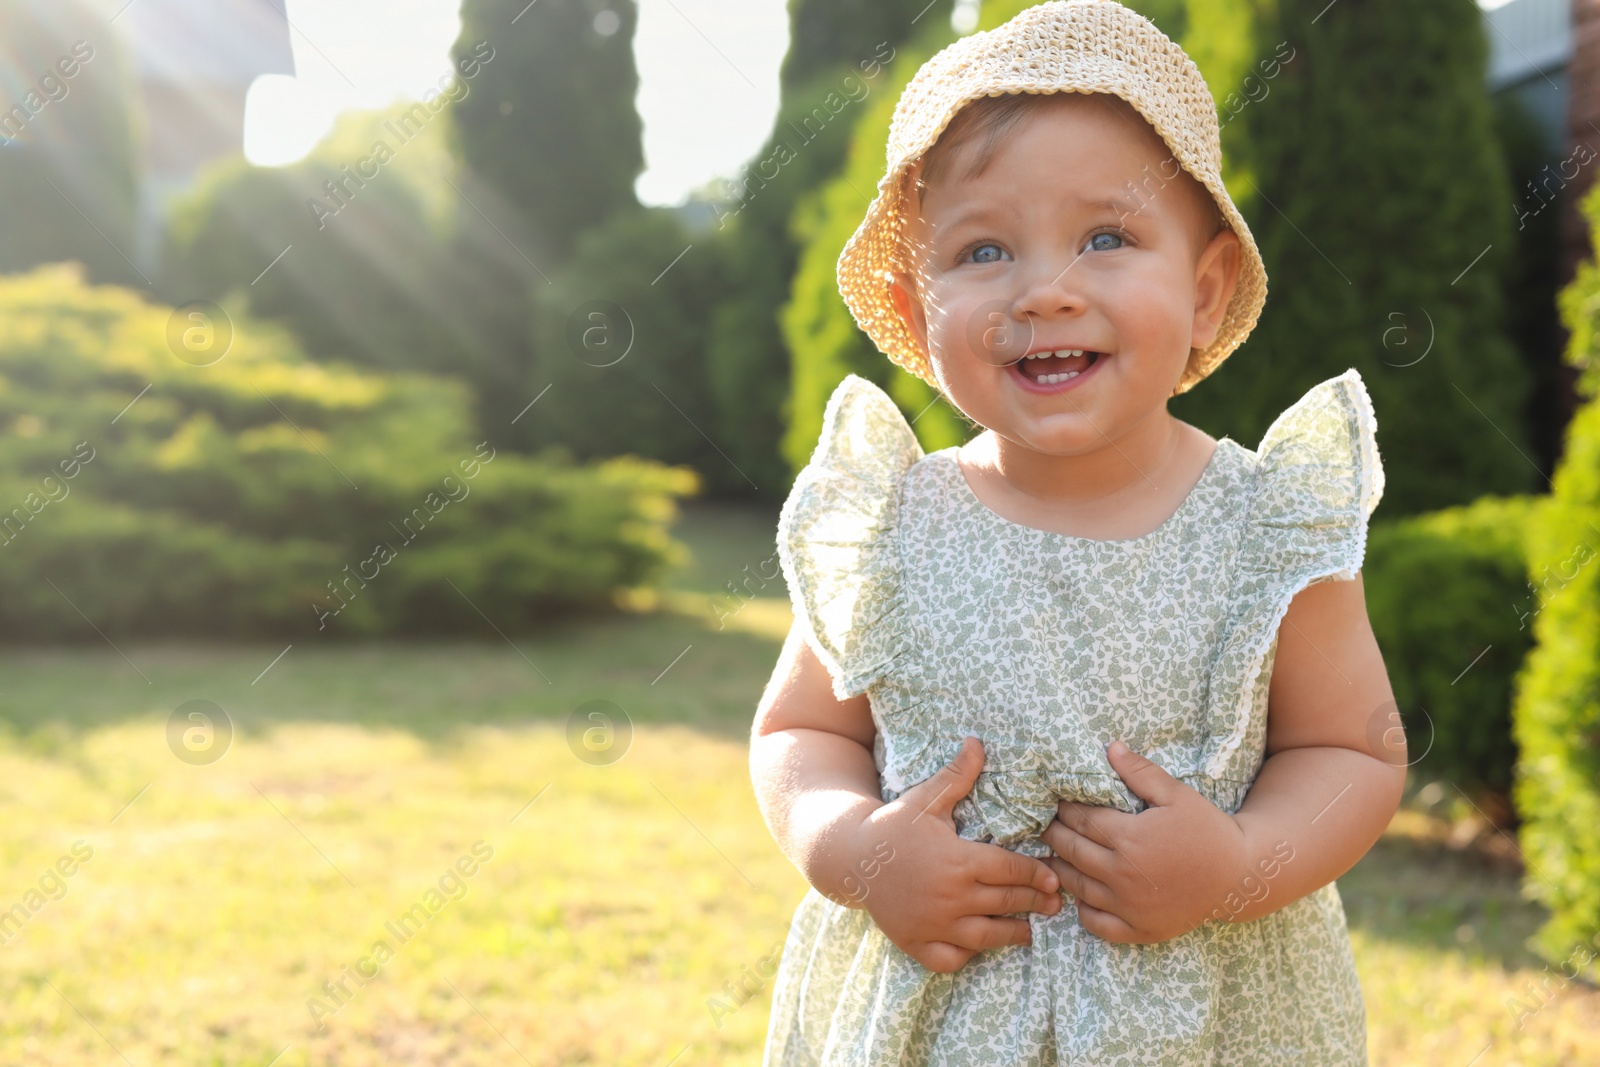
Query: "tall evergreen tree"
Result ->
[[705, 0, 953, 495], [1173, 0, 1533, 514], [1490, 90, 1570, 477], [781, 0, 955, 92], [449, 0, 643, 259], [0, 0, 140, 286]]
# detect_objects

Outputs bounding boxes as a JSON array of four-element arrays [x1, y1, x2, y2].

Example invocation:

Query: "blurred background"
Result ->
[[0, 0, 1597, 1061]]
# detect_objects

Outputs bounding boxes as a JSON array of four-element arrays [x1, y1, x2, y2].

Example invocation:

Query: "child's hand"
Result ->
[[848, 735, 1064, 974], [1039, 740, 1246, 944]]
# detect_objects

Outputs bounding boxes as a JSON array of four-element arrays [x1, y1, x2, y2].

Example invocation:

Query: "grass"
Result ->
[[0, 500, 1595, 1064]]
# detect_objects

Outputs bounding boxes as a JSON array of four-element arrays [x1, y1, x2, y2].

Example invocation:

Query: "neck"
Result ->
[[966, 406, 1186, 510]]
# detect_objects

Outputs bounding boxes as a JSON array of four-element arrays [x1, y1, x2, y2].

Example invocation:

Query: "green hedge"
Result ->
[[525, 206, 735, 488], [0, 264, 696, 639], [1512, 175, 1600, 962], [1364, 495, 1542, 799], [1513, 396, 1600, 964]]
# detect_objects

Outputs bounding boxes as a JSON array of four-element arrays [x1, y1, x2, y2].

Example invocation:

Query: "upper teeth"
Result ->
[[1025, 349, 1086, 359]]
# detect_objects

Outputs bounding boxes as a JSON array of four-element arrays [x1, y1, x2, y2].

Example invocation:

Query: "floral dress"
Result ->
[[762, 370, 1385, 1066]]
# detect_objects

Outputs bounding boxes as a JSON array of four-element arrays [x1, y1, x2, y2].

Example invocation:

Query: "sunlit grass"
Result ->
[[0, 502, 1593, 1064], [0, 717, 805, 1065]]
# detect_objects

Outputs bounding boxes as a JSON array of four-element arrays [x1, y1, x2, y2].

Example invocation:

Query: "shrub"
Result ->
[[1511, 177, 1600, 966], [1363, 495, 1542, 799], [0, 264, 696, 639], [525, 206, 735, 489]]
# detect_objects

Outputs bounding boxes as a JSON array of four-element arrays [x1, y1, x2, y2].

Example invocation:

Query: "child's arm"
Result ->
[[1037, 573, 1405, 943], [751, 620, 1065, 972]]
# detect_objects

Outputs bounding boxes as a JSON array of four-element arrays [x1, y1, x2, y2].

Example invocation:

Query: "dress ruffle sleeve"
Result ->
[[1202, 368, 1385, 780], [776, 375, 923, 701]]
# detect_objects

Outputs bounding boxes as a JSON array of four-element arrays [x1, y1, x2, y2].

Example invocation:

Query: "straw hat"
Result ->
[[834, 0, 1267, 395]]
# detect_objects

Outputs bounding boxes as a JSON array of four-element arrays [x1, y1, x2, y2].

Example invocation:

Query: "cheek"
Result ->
[[1101, 275, 1199, 361], [929, 350, 1008, 429], [922, 286, 1016, 365], [920, 292, 969, 355]]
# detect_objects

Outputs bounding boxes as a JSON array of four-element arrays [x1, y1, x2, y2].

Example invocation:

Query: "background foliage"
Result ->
[[1364, 495, 1541, 799], [1172, 0, 1532, 515], [0, 0, 141, 288], [450, 0, 644, 261], [1512, 177, 1600, 964], [158, 104, 541, 434], [0, 264, 694, 639]]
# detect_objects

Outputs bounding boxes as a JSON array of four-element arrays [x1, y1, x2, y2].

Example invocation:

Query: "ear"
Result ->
[[1190, 228, 1242, 352], [889, 271, 930, 359]]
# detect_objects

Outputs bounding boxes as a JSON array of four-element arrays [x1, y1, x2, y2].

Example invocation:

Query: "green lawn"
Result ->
[[0, 501, 1595, 1065]]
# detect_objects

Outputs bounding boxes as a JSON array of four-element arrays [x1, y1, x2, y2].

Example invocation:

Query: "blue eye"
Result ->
[[965, 241, 1004, 264], [1086, 231, 1125, 252]]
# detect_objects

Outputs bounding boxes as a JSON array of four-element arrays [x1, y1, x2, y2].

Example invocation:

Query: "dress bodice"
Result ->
[[776, 372, 1384, 859]]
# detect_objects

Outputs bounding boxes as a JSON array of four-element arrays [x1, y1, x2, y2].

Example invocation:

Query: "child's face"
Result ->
[[890, 96, 1241, 457]]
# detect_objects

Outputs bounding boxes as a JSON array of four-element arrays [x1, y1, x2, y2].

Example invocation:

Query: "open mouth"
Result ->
[[1011, 349, 1104, 391]]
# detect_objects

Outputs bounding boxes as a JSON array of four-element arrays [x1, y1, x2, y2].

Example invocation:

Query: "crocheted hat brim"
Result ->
[[835, 0, 1267, 395]]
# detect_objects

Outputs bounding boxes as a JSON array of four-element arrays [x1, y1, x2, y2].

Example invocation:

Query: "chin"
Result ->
[[1003, 414, 1109, 455]]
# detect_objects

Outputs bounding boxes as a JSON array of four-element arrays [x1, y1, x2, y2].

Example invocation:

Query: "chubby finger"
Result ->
[[1046, 856, 1115, 912], [1040, 817, 1118, 878], [909, 736, 986, 823], [972, 843, 1060, 895], [1073, 899, 1142, 944], [918, 941, 978, 974], [972, 881, 1063, 917], [1058, 802, 1127, 847], [1105, 739, 1184, 808], [948, 914, 1035, 953]]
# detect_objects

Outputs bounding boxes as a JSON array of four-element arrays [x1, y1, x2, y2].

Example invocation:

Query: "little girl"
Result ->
[[749, 2, 1406, 1064]]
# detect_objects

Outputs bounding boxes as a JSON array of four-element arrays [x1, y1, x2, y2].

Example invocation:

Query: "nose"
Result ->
[[1012, 248, 1091, 322]]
